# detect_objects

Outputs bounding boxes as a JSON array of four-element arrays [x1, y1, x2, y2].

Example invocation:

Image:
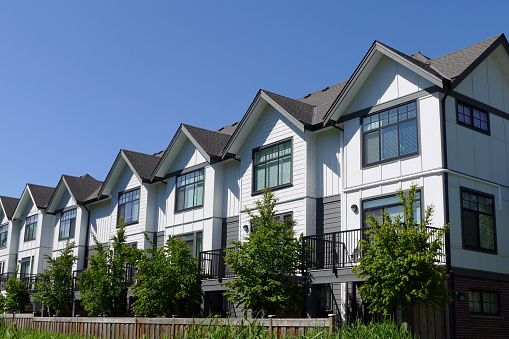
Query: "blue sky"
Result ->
[[0, 1, 507, 198]]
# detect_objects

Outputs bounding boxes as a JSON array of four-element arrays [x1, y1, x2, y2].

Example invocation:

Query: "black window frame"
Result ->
[[361, 191, 422, 228], [252, 138, 293, 195], [117, 187, 140, 226], [179, 231, 203, 258], [456, 100, 490, 135], [59, 209, 76, 240], [175, 168, 205, 213], [468, 290, 499, 315], [20, 257, 31, 278], [362, 101, 419, 167], [24, 214, 37, 242], [460, 188, 497, 254], [0, 223, 8, 248]]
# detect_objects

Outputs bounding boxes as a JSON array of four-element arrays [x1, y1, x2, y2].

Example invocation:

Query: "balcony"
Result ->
[[199, 248, 235, 281], [303, 227, 446, 273]]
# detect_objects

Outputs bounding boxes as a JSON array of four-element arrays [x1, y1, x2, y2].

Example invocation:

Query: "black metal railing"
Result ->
[[125, 264, 138, 287], [73, 270, 83, 291], [199, 248, 235, 280], [304, 226, 446, 272], [304, 228, 368, 271]]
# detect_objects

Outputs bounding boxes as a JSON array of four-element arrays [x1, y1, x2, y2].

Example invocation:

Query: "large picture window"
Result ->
[[362, 102, 418, 166], [362, 192, 421, 227], [0, 224, 7, 248], [118, 189, 140, 225], [253, 140, 292, 193], [457, 101, 489, 134], [461, 189, 496, 252], [176, 169, 204, 212], [24, 214, 37, 241], [59, 209, 76, 240]]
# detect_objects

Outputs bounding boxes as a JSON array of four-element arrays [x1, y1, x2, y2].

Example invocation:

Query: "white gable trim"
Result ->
[[12, 186, 37, 219], [324, 42, 445, 124], [181, 126, 212, 164], [259, 92, 306, 132]]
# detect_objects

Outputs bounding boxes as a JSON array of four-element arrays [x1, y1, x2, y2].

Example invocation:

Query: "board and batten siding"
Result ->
[[88, 199, 112, 245], [314, 129, 342, 198], [238, 105, 310, 236], [168, 139, 207, 174], [220, 161, 240, 218]]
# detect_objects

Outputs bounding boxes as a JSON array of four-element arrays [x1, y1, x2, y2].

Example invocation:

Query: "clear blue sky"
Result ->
[[0, 1, 507, 199]]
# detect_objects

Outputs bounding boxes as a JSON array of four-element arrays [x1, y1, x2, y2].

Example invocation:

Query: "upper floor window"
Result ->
[[253, 140, 292, 193], [176, 169, 204, 212], [362, 191, 421, 227], [20, 257, 31, 278], [461, 189, 496, 252], [59, 209, 76, 240], [24, 214, 37, 241], [0, 224, 7, 248], [469, 290, 498, 315], [118, 189, 140, 225], [362, 102, 418, 167], [457, 101, 489, 134]]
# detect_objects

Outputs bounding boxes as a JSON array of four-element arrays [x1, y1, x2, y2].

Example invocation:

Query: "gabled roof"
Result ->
[[0, 196, 19, 220], [98, 149, 163, 198], [296, 81, 348, 123], [261, 90, 315, 125], [46, 174, 103, 213], [27, 184, 55, 209], [152, 122, 237, 179], [428, 34, 507, 87]]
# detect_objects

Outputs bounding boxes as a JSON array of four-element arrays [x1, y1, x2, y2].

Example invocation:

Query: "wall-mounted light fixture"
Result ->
[[351, 204, 358, 213], [456, 291, 464, 301], [243, 225, 249, 233]]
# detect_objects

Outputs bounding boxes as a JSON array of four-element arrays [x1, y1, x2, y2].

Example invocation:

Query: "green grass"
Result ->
[[0, 319, 415, 339]]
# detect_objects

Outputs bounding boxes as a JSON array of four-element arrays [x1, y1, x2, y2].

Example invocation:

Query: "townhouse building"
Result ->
[[1, 34, 508, 338]]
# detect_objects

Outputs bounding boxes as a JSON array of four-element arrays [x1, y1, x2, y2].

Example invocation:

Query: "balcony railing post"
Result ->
[[332, 232, 336, 274], [219, 249, 225, 282]]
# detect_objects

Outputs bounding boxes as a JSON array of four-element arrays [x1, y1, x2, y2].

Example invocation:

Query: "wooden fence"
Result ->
[[0, 313, 333, 338]]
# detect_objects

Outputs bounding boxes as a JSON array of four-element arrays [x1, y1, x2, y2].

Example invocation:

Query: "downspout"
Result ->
[[440, 81, 454, 339], [82, 204, 91, 269]]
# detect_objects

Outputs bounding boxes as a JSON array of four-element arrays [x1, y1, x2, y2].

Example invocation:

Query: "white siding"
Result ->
[[345, 56, 434, 114], [220, 160, 240, 218], [56, 190, 75, 210], [315, 129, 342, 198], [89, 199, 112, 244], [168, 139, 207, 173]]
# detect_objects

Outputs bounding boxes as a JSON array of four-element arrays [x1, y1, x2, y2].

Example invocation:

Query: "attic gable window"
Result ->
[[24, 214, 37, 241], [118, 188, 140, 225], [176, 169, 204, 212], [59, 209, 76, 240], [0, 224, 7, 248], [457, 101, 490, 134], [253, 140, 292, 193], [362, 101, 418, 167]]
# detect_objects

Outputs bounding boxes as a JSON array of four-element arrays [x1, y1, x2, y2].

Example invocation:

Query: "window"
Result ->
[[461, 189, 496, 252], [118, 188, 140, 225], [59, 209, 76, 240], [253, 140, 292, 193], [469, 290, 499, 315], [362, 101, 418, 166], [20, 257, 31, 278], [176, 169, 204, 212], [362, 192, 421, 227], [0, 224, 7, 248], [180, 232, 202, 257], [457, 101, 489, 133], [0, 261, 5, 274], [24, 214, 37, 241]]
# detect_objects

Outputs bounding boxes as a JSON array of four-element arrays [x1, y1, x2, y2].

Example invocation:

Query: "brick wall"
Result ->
[[448, 274, 509, 339]]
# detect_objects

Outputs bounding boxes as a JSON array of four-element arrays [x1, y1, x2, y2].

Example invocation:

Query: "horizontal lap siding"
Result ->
[[316, 195, 341, 235], [222, 216, 239, 248]]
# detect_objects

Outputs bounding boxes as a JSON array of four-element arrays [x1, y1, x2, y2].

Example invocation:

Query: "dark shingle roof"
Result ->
[[63, 175, 103, 203], [0, 196, 19, 219], [215, 122, 239, 135], [297, 81, 348, 123], [27, 184, 55, 209], [183, 124, 232, 157], [261, 90, 315, 125], [429, 34, 502, 80], [122, 150, 163, 181]]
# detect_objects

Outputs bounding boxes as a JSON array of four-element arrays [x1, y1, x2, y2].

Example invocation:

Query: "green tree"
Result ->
[[352, 185, 451, 315], [223, 189, 304, 317], [79, 220, 137, 316], [130, 234, 201, 317], [3, 265, 29, 313], [33, 240, 78, 316]]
